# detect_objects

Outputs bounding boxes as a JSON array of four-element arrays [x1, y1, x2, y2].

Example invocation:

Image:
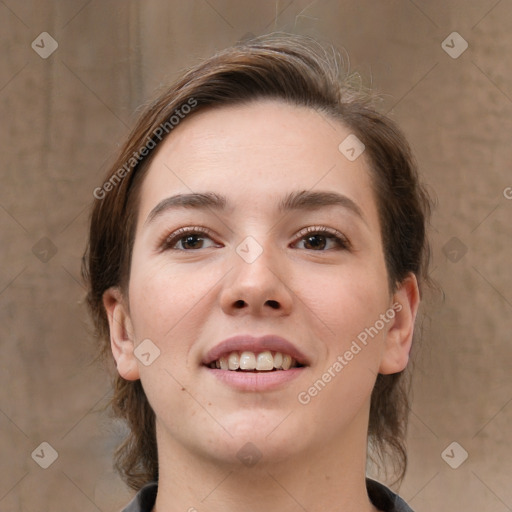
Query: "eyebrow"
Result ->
[[145, 192, 227, 226], [278, 190, 365, 222], [144, 190, 366, 226]]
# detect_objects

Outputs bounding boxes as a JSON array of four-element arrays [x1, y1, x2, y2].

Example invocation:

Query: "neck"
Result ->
[[152, 417, 380, 512]]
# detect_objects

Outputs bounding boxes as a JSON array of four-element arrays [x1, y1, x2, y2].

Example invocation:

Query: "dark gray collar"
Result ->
[[122, 478, 414, 512]]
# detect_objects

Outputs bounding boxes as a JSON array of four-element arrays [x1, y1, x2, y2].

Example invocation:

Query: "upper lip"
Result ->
[[202, 334, 309, 366]]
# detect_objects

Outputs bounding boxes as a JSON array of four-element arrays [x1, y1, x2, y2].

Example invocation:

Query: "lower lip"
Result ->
[[204, 366, 305, 391]]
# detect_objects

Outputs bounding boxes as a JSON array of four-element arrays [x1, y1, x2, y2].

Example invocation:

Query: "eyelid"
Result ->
[[293, 225, 351, 249], [159, 226, 219, 250]]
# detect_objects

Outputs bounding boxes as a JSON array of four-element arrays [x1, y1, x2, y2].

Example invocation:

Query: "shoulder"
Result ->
[[120, 482, 158, 512], [366, 478, 414, 512]]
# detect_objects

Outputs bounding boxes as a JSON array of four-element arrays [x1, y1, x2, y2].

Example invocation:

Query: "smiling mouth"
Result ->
[[207, 350, 304, 372]]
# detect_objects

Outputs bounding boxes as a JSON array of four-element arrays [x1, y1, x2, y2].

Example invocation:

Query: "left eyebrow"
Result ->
[[278, 190, 367, 225]]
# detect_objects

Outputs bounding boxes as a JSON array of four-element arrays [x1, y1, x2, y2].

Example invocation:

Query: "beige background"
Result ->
[[1, 1, 511, 511]]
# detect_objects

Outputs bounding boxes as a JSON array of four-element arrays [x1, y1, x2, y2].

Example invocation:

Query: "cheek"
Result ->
[[126, 261, 217, 407], [293, 263, 391, 419], [292, 260, 390, 338], [127, 258, 221, 341], [295, 272, 390, 429]]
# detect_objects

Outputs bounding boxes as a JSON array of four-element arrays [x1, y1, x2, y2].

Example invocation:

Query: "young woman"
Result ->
[[83, 34, 431, 512]]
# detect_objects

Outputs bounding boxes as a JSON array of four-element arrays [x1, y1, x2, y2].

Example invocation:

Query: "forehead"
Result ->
[[136, 99, 378, 224]]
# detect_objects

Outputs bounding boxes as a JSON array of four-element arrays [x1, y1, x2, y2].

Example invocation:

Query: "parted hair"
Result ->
[[82, 33, 432, 491]]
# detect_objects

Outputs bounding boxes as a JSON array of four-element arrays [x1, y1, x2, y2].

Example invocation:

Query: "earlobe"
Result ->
[[103, 287, 140, 381], [379, 274, 420, 375]]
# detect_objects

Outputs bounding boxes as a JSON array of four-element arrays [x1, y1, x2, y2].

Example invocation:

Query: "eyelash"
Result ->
[[161, 226, 217, 250], [160, 225, 351, 251], [295, 226, 351, 250]]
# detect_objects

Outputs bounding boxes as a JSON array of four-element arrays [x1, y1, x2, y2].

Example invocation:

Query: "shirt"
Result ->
[[121, 478, 414, 512]]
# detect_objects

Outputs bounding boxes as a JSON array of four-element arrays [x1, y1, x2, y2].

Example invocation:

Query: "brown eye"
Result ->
[[162, 227, 220, 251], [293, 226, 350, 251], [179, 234, 207, 250], [303, 234, 328, 250]]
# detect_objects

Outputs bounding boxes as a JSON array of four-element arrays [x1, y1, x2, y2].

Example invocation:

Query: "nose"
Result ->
[[219, 240, 293, 317]]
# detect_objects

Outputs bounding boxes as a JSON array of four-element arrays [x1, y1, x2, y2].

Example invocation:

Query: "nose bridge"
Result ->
[[220, 233, 292, 315], [233, 234, 279, 288]]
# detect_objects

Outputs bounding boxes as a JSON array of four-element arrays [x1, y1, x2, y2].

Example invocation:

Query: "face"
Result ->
[[105, 99, 418, 467]]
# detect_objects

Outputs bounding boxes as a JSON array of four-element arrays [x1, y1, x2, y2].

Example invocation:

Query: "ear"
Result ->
[[103, 287, 140, 381], [379, 273, 420, 375]]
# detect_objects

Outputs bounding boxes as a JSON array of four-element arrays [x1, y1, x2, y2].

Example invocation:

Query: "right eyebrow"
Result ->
[[144, 192, 227, 227]]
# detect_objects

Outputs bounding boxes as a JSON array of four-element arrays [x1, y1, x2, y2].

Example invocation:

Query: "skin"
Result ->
[[104, 99, 419, 512]]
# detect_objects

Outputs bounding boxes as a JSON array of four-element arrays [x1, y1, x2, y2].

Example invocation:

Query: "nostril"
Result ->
[[266, 300, 280, 309], [234, 299, 246, 309]]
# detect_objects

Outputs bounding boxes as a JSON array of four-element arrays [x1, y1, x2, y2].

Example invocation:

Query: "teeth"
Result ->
[[239, 351, 256, 370], [228, 352, 240, 370], [210, 351, 299, 371], [256, 351, 274, 371]]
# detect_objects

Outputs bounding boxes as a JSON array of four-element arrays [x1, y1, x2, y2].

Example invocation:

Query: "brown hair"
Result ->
[[82, 33, 432, 490]]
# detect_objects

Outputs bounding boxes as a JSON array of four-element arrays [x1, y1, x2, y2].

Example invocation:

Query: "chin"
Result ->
[[206, 410, 311, 465]]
